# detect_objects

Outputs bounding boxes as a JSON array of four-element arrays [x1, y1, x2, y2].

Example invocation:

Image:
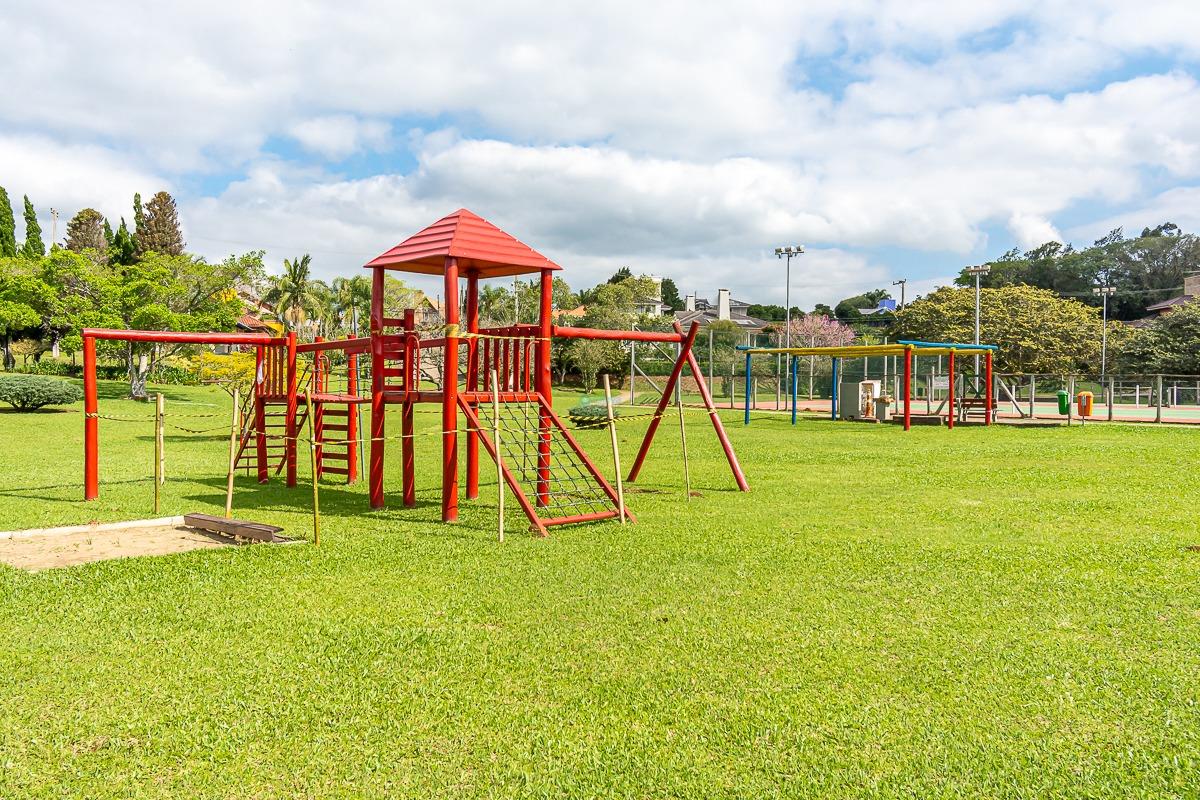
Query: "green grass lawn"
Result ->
[[1, 381, 1198, 798]]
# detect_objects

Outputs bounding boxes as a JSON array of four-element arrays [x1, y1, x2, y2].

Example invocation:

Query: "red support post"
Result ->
[[465, 273, 480, 500], [673, 321, 749, 492], [524, 340, 532, 392], [501, 338, 510, 391], [369, 266, 386, 508], [402, 309, 416, 507], [285, 330, 299, 487], [83, 334, 98, 500], [347, 352, 359, 484], [903, 345, 912, 431], [627, 322, 701, 483], [947, 350, 956, 430], [442, 257, 460, 522], [254, 346, 268, 482], [985, 351, 994, 425], [482, 337, 491, 391], [536, 268, 554, 506]]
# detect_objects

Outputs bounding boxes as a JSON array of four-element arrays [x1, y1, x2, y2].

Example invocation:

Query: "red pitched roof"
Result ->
[[365, 209, 562, 278]]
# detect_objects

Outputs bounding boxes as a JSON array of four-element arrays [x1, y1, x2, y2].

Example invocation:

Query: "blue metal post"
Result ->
[[744, 351, 752, 425], [831, 357, 839, 420], [791, 355, 798, 424]]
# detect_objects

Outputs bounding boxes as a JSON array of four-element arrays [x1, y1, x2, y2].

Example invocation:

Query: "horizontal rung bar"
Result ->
[[320, 467, 350, 475], [321, 452, 349, 460]]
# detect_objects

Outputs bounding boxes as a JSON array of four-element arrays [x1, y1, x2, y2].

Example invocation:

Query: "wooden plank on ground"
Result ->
[[183, 513, 285, 543]]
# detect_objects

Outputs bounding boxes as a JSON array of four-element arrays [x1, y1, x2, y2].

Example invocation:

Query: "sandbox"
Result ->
[[0, 516, 294, 572]]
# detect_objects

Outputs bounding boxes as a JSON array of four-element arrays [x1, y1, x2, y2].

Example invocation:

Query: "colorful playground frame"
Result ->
[[80, 209, 749, 535], [738, 339, 999, 430]]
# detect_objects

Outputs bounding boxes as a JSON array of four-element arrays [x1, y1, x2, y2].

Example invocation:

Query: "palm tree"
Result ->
[[265, 254, 321, 333], [478, 284, 511, 326], [332, 275, 373, 336]]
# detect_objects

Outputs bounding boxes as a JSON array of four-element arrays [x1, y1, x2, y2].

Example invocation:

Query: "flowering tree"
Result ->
[[769, 315, 856, 398], [773, 314, 856, 348]]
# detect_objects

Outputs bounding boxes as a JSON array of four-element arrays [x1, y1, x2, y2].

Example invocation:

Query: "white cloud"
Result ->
[[1066, 186, 1200, 245], [2, 0, 1200, 305], [0, 134, 165, 243], [1008, 213, 1063, 250], [289, 116, 391, 160]]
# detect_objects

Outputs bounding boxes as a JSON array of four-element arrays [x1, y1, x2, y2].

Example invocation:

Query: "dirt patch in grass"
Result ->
[[0, 519, 246, 571]]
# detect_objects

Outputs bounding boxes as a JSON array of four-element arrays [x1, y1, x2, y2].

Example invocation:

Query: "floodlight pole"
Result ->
[[1094, 285, 1115, 377], [966, 265, 990, 389], [775, 244, 804, 388]]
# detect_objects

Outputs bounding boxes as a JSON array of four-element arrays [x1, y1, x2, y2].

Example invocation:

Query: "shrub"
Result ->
[[20, 360, 81, 377], [0, 374, 83, 410], [567, 399, 614, 429]]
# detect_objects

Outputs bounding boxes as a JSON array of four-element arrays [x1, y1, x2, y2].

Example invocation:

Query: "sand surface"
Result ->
[[0, 524, 237, 571]]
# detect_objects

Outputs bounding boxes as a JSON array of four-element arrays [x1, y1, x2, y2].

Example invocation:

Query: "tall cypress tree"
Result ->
[[103, 218, 114, 247], [0, 186, 16, 258], [132, 192, 146, 256], [109, 218, 137, 265], [138, 191, 184, 256], [19, 195, 44, 258]]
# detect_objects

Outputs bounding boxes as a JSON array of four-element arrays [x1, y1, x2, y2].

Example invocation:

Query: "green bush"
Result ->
[[567, 399, 614, 429], [0, 374, 83, 410], [20, 360, 80, 377], [18, 362, 200, 384]]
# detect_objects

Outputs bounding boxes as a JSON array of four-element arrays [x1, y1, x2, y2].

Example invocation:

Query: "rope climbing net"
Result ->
[[473, 399, 617, 520]]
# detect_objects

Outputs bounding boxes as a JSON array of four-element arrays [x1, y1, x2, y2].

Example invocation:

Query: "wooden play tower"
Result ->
[[81, 209, 748, 535]]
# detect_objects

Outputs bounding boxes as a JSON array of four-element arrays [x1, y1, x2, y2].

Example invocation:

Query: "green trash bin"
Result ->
[[1056, 389, 1070, 415]]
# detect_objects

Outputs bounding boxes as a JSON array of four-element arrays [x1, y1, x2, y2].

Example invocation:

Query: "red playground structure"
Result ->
[[81, 209, 748, 534]]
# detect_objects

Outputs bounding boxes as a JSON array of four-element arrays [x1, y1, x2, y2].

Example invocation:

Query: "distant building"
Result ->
[[1143, 273, 1199, 316], [634, 276, 667, 316], [674, 288, 769, 334], [852, 297, 897, 326]]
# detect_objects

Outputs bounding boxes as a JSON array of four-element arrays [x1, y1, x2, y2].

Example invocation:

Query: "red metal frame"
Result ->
[[947, 350, 956, 430], [985, 351, 994, 425], [903, 346, 912, 431]]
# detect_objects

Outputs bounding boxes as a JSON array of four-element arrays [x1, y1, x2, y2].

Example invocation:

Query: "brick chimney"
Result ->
[[717, 288, 731, 321], [685, 293, 695, 312]]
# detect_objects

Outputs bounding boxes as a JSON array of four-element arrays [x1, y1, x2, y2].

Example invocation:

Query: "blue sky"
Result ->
[[2, 1, 1199, 307]]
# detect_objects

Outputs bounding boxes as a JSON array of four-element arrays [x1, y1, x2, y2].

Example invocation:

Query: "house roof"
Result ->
[[236, 313, 274, 333], [1145, 293, 1194, 313], [365, 208, 562, 279], [674, 309, 768, 330]]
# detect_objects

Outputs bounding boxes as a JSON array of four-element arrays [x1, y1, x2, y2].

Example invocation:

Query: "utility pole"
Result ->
[[892, 278, 907, 308], [50, 207, 59, 246], [513, 276, 520, 325], [1093, 285, 1116, 377]]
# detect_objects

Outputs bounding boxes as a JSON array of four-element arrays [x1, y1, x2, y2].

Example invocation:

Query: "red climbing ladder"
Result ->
[[232, 339, 364, 484]]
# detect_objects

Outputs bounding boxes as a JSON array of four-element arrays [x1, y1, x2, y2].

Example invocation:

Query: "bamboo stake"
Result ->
[[305, 389, 321, 546], [492, 368, 504, 542], [224, 387, 239, 519], [153, 392, 164, 514], [677, 394, 692, 500], [602, 374, 626, 523]]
